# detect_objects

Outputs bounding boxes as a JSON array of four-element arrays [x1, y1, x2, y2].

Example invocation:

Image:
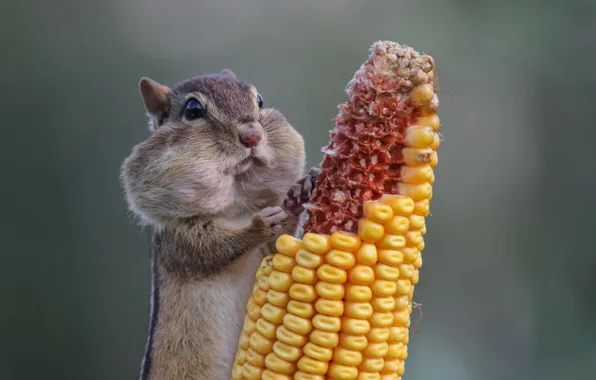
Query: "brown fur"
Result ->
[[120, 71, 312, 380]]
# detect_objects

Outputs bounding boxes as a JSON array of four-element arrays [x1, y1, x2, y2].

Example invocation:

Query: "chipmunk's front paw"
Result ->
[[251, 206, 289, 238], [284, 166, 321, 216]]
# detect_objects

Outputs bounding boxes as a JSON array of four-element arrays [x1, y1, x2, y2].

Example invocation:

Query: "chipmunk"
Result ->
[[120, 69, 320, 380]]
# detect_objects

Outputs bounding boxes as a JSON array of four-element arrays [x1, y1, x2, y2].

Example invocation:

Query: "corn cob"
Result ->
[[232, 40, 440, 380]]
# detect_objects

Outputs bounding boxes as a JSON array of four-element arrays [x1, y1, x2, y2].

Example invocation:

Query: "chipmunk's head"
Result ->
[[121, 70, 305, 227]]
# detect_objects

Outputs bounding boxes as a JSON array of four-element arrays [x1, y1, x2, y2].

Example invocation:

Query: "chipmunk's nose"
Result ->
[[238, 122, 263, 148]]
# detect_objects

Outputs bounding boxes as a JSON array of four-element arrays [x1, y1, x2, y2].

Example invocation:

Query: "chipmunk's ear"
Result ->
[[220, 69, 237, 79], [139, 77, 171, 115]]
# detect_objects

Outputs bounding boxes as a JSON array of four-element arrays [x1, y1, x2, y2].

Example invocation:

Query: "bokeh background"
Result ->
[[2, 1, 596, 379]]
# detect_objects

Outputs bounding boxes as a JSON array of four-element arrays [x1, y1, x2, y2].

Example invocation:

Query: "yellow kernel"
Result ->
[[289, 283, 317, 303], [410, 214, 425, 231], [429, 150, 438, 168], [312, 314, 342, 332], [261, 303, 286, 324], [310, 329, 339, 349], [283, 313, 313, 335], [265, 352, 297, 375], [276, 325, 308, 347], [238, 332, 250, 350], [431, 132, 440, 150], [394, 295, 409, 310], [245, 348, 266, 367], [398, 264, 415, 279], [400, 345, 408, 360], [315, 298, 344, 317], [332, 347, 363, 367], [380, 374, 399, 380], [287, 300, 315, 319], [273, 254, 296, 273], [341, 317, 371, 335], [378, 249, 404, 266], [370, 312, 394, 328], [401, 164, 433, 184], [315, 281, 345, 300], [358, 218, 385, 243], [414, 198, 430, 217], [373, 264, 400, 281], [256, 317, 277, 339], [338, 334, 368, 351], [269, 270, 293, 292], [397, 360, 405, 376], [386, 342, 403, 359], [428, 170, 436, 185], [406, 231, 423, 247], [405, 126, 435, 149], [417, 240, 425, 251], [371, 297, 395, 312], [380, 194, 415, 216], [236, 348, 247, 364], [263, 369, 292, 380], [363, 201, 394, 223], [292, 265, 318, 285], [296, 249, 324, 269], [388, 328, 407, 342], [243, 315, 257, 334], [276, 234, 303, 257], [242, 362, 263, 380], [411, 269, 420, 284], [303, 342, 333, 362], [382, 358, 401, 373], [231, 363, 243, 380], [254, 289, 267, 306], [302, 233, 331, 254], [247, 298, 261, 320], [358, 357, 385, 372], [266, 289, 289, 308], [396, 279, 412, 296], [414, 255, 423, 269], [357, 373, 381, 380], [402, 147, 434, 167], [402, 247, 419, 263], [317, 264, 347, 284], [328, 362, 359, 379], [411, 83, 434, 105], [297, 355, 329, 375], [252, 282, 259, 293], [408, 286, 414, 301], [348, 265, 375, 285], [263, 265, 274, 276], [273, 341, 302, 362], [325, 250, 356, 270], [295, 371, 325, 380], [371, 280, 397, 297], [392, 309, 410, 327], [258, 275, 270, 291], [354, 243, 378, 265], [366, 327, 390, 343], [417, 113, 440, 130], [420, 224, 428, 235], [344, 284, 373, 302], [384, 215, 410, 235], [376, 234, 406, 250], [344, 301, 373, 319], [249, 331, 273, 355], [364, 341, 388, 358], [329, 231, 362, 252]]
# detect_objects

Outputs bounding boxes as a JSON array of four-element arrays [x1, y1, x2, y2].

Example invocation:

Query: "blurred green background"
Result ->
[[2, 0, 596, 379]]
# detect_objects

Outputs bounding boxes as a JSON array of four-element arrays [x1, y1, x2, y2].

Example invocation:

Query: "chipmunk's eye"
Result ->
[[184, 98, 205, 120], [257, 93, 263, 108]]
